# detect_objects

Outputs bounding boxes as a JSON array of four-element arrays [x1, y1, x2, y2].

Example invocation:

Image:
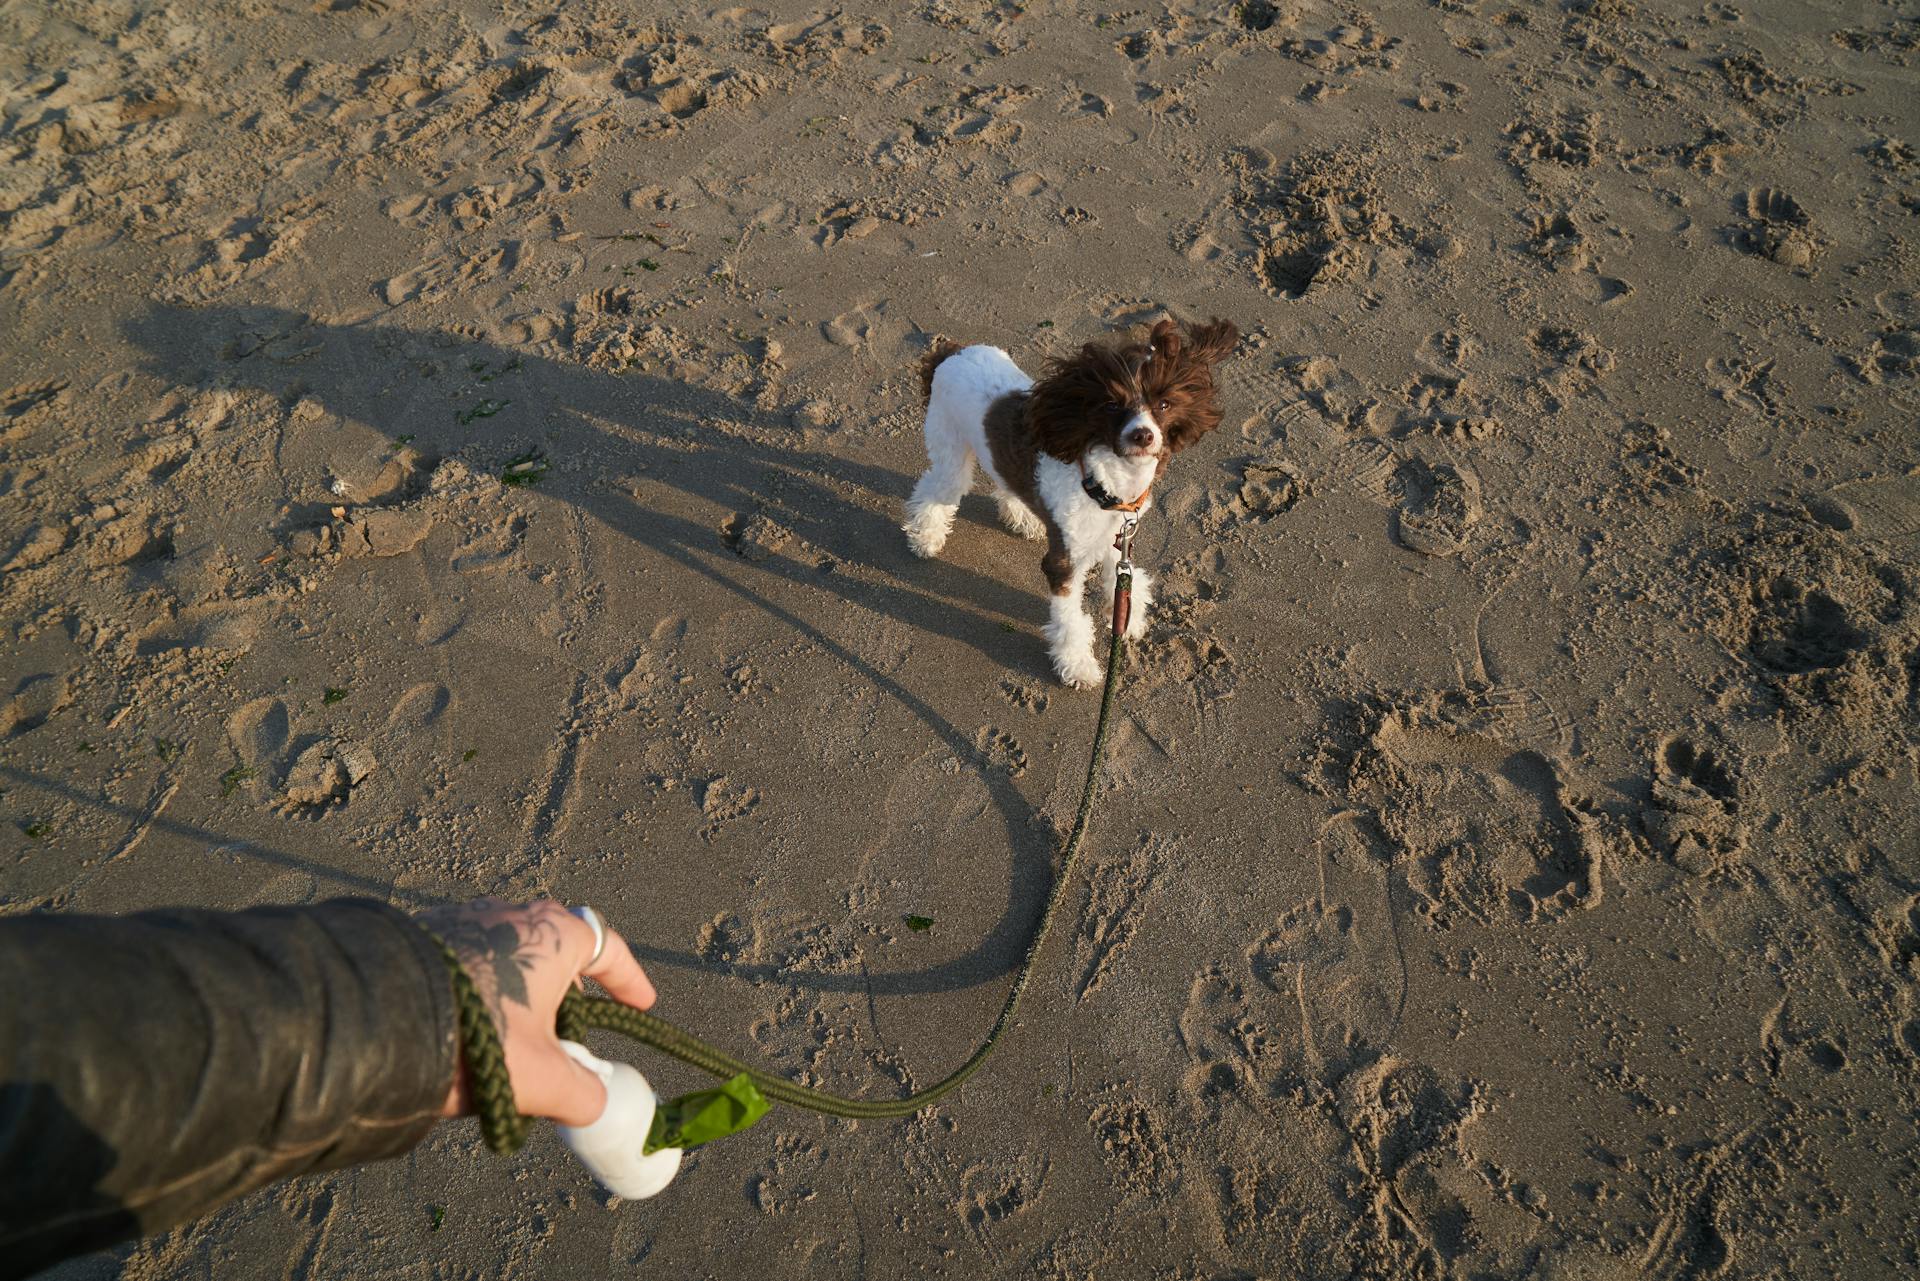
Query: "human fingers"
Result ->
[[581, 925, 656, 1011]]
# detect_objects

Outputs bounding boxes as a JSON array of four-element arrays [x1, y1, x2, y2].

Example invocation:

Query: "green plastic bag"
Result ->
[[644, 1073, 770, 1155]]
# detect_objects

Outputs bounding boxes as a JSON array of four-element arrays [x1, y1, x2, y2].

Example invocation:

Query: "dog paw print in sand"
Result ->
[[1177, 930, 1499, 1275], [721, 511, 795, 563], [1842, 327, 1920, 391], [133, 604, 262, 661], [2, 671, 73, 741], [450, 513, 529, 574], [1760, 997, 1852, 1079], [746, 1132, 830, 1214], [956, 1158, 1048, 1257], [1329, 1055, 1496, 1275], [821, 301, 905, 352], [1747, 581, 1874, 678], [997, 678, 1050, 714], [1193, 458, 1308, 540], [1870, 899, 1920, 1065], [757, 13, 890, 66], [908, 84, 1034, 149], [1505, 109, 1607, 171], [971, 727, 1028, 778], [178, 199, 324, 299], [697, 775, 760, 841], [1222, 145, 1407, 302], [82, 504, 173, 569], [1235, 460, 1308, 523], [1086, 1089, 1178, 1203], [1526, 325, 1618, 413], [1526, 209, 1634, 303], [15, 517, 85, 583], [1176, 966, 1261, 1108], [1176, 856, 1407, 1124], [1129, 624, 1237, 713]]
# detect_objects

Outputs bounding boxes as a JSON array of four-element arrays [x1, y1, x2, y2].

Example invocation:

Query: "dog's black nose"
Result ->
[[1126, 426, 1155, 448]]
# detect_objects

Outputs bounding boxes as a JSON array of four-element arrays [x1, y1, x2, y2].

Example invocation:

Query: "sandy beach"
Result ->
[[4, 0, 1917, 1276]]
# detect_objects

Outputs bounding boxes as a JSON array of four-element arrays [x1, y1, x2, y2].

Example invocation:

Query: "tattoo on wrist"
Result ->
[[424, 907, 564, 1031]]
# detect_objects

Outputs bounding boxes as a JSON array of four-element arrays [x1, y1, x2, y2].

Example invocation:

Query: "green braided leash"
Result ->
[[432, 933, 529, 1154], [444, 563, 1135, 1153]]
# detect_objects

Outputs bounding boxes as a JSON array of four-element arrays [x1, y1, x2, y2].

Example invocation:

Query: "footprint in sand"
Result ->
[[1234, 460, 1307, 523], [1390, 457, 1482, 557], [134, 606, 260, 658], [226, 696, 292, 788], [186, 199, 323, 296], [379, 240, 523, 307], [450, 515, 527, 574], [1329, 437, 1399, 503], [1811, 473, 1920, 541], [1249, 817, 1407, 1068], [415, 602, 465, 646], [2, 671, 72, 740], [1740, 186, 1816, 269], [823, 303, 891, 349], [1, 380, 68, 444], [1648, 734, 1745, 875], [1074, 836, 1171, 1002], [386, 682, 451, 734], [1311, 691, 1603, 926], [1003, 170, 1048, 198]]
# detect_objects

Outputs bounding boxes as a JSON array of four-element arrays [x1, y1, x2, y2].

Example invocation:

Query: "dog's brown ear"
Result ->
[[1185, 318, 1240, 364], [1030, 346, 1114, 462], [1148, 317, 1181, 360]]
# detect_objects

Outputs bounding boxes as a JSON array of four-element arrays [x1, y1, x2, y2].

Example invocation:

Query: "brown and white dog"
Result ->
[[903, 316, 1239, 686]]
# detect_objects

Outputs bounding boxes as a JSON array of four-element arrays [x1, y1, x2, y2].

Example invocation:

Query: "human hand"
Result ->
[[420, 898, 656, 1127]]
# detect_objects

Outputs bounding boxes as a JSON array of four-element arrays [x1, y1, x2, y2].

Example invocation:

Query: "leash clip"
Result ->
[[1114, 516, 1139, 570]]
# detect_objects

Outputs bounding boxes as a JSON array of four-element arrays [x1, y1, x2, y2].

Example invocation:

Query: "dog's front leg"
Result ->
[[1042, 539, 1101, 687]]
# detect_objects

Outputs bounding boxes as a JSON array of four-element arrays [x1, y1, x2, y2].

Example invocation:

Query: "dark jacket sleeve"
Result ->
[[0, 898, 458, 1280]]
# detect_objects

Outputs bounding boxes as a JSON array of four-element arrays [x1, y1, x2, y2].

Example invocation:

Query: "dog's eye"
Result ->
[[1157, 400, 1168, 411]]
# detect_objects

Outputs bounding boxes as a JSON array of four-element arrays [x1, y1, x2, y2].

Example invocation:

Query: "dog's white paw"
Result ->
[[1052, 646, 1104, 689], [901, 513, 949, 559]]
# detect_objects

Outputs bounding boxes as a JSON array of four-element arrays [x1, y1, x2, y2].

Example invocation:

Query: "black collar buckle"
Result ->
[[1081, 473, 1123, 510]]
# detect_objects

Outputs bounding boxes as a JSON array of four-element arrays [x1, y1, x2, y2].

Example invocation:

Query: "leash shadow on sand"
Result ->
[[124, 304, 1072, 1000]]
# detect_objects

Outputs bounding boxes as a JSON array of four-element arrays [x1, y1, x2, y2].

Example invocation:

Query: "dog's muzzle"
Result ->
[[1121, 413, 1160, 456]]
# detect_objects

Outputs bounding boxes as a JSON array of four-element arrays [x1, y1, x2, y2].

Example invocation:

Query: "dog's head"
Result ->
[[1030, 316, 1240, 463]]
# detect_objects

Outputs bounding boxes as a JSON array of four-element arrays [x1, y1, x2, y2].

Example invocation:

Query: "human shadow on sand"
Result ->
[[125, 303, 1083, 1003]]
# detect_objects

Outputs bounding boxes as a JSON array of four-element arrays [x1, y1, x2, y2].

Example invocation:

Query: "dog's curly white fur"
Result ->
[[903, 316, 1239, 687]]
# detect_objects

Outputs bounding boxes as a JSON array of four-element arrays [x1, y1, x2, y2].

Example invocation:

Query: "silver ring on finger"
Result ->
[[571, 904, 607, 967]]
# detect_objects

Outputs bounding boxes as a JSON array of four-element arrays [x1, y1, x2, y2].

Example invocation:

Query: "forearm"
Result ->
[[0, 899, 457, 1279]]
